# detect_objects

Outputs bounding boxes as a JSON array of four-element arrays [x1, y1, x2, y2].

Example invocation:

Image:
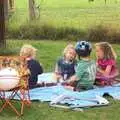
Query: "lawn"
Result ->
[[6, 39, 120, 72], [4, 0, 120, 119], [10, 0, 120, 29], [0, 40, 120, 120]]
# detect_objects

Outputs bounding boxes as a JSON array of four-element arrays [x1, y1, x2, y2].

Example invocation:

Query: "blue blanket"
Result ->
[[28, 85, 120, 105], [5, 73, 120, 109], [5, 82, 120, 108]]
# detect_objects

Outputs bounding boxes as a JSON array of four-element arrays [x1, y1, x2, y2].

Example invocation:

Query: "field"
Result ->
[[0, 40, 120, 120], [10, 0, 120, 30], [2, 0, 120, 119]]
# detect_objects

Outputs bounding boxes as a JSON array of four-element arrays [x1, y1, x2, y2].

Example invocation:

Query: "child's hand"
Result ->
[[64, 85, 74, 91], [53, 73, 62, 82], [70, 75, 77, 82]]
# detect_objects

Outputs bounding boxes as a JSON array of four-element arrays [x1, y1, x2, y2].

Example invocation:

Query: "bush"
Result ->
[[87, 25, 120, 43], [7, 22, 86, 40], [7, 22, 120, 43]]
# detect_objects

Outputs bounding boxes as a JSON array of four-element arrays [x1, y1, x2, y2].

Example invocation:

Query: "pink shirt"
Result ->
[[97, 59, 118, 77]]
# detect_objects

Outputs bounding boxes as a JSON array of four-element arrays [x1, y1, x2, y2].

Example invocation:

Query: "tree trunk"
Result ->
[[0, 0, 6, 48], [4, 0, 8, 21], [29, 0, 35, 20], [9, 0, 14, 10]]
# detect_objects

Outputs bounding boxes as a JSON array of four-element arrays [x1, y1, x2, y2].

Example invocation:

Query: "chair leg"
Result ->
[[0, 90, 21, 116], [0, 100, 8, 113], [7, 100, 20, 116], [20, 89, 25, 115], [9, 89, 19, 99], [0, 88, 31, 116], [25, 89, 31, 107], [0, 99, 20, 116], [0, 91, 5, 107]]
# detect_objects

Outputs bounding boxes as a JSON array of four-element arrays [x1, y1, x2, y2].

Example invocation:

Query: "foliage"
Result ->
[[87, 25, 120, 43]]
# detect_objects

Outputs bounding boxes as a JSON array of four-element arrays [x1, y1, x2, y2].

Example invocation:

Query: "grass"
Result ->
[[10, 0, 120, 29], [0, 40, 120, 120], [8, 0, 120, 41], [3, 0, 120, 119], [7, 40, 67, 72], [6, 39, 120, 71]]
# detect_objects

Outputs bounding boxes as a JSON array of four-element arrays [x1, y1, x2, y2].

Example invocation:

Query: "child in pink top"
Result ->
[[95, 42, 119, 86]]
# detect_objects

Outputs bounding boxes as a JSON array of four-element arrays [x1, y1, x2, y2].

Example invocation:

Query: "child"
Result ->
[[20, 44, 43, 89], [65, 41, 96, 91], [54, 44, 77, 82], [95, 42, 119, 86]]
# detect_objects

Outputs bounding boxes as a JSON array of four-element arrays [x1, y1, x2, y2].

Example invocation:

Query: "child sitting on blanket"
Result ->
[[95, 42, 119, 86], [54, 44, 77, 82], [20, 44, 43, 89], [64, 41, 96, 91]]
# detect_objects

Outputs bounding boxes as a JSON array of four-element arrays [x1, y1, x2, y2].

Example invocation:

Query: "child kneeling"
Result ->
[[65, 41, 96, 91]]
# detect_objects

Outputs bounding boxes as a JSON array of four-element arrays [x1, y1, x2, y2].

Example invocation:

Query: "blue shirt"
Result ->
[[27, 59, 43, 88], [55, 57, 77, 80]]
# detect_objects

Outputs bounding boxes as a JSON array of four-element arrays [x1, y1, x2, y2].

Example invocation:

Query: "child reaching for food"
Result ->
[[64, 41, 96, 91]]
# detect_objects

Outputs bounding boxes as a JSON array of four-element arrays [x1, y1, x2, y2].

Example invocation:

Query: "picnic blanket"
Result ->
[[5, 73, 120, 110]]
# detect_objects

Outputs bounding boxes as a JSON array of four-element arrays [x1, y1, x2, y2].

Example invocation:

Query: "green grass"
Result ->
[[9, 0, 120, 29], [6, 39, 120, 71], [7, 40, 67, 72], [4, 0, 120, 119], [0, 40, 120, 119], [8, 0, 120, 41]]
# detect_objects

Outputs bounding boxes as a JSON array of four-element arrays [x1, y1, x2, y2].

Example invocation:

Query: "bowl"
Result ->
[[0, 67, 20, 91]]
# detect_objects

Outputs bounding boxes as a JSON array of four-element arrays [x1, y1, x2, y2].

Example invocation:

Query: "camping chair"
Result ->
[[0, 56, 31, 116]]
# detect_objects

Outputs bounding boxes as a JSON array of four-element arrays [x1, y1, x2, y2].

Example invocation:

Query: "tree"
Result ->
[[0, 0, 6, 47], [4, 0, 8, 20], [9, 0, 15, 10], [29, 0, 36, 20]]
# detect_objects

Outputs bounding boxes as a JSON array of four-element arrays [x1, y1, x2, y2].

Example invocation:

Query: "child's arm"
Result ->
[[53, 73, 62, 81], [98, 65, 112, 76], [54, 63, 62, 81], [70, 75, 79, 82], [68, 63, 83, 83], [65, 75, 79, 84]]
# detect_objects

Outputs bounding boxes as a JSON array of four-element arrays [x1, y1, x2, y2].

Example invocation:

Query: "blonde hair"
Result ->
[[20, 44, 37, 58], [63, 44, 76, 58], [95, 42, 117, 60]]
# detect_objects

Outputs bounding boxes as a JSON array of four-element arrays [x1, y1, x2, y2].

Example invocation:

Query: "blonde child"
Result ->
[[54, 44, 77, 82], [64, 41, 96, 91], [20, 44, 43, 89], [95, 42, 119, 86]]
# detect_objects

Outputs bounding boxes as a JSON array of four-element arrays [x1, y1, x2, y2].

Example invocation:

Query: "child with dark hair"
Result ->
[[65, 41, 96, 91]]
